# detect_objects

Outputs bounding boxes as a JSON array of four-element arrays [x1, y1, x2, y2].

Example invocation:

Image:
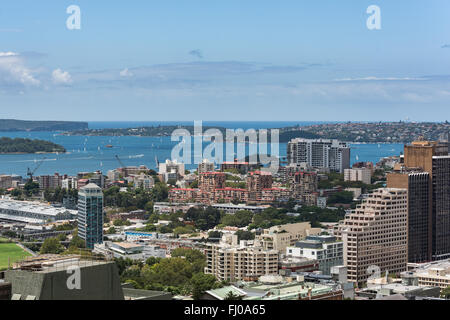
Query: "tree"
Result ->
[[171, 248, 206, 273], [40, 237, 65, 254], [70, 235, 85, 249], [141, 258, 194, 288], [24, 180, 40, 196], [10, 189, 22, 197], [115, 257, 134, 276], [190, 180, 199, 188], [113, 219, 131, 227], [224, 291, 243, 300], [2, 230, 17, 239], [235, 230, 255, 241], [441, 286, 450, 299], [144, 201, 154, 213], [208, 231, 222, 240], [327, 191, 354, 205], [145, 257, 162, 267], [173, 225, 195, 236], [152, 182, 169, 202], [190, 273, 221, 300], [106, 227, 117, 234], [185, 207, 222, 231], [57, 233, 67, 241], [221, 210, 253, 228]]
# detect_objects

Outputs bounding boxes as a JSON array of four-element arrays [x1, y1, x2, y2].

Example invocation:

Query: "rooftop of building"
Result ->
[[80, 183, 102, 190], [112, 242, 144, 249], [212, 203, 269, 209], [10, 254, 110, 274], [409, 140, 438, 147], [294, 235, 340, 248], [411, 259, 450, 277], [200, 171, 226, 175], [205, 285, 247, 300], [122, 287, 172, 300], [249, 171, 272, 176], [222, 161, 249, 165], [0, 199, 77, 217], [207, 280, 339, 301]]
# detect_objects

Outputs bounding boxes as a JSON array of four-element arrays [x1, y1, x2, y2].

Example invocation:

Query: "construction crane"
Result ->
[[27, 157, 46, 182], [115, 155, 126, 169]]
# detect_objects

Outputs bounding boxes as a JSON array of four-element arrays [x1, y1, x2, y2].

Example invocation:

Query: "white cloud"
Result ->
[[120, 68, 133, 77], [0, 51, 40, 87], [52, 68, 72, 85], [334, 76, 428, 82]]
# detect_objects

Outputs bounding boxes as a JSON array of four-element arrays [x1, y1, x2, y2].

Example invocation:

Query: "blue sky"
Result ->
[[0, 0, 450, 121]]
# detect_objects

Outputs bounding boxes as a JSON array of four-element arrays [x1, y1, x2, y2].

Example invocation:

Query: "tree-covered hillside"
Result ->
[[0, 137, 66, 153]]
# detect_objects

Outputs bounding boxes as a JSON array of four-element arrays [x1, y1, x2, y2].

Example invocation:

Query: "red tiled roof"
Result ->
[[222, 162, 249, 165], [200, 172, 225, 175], [250, 171, 272, 176], [215, 188, 248, 192]]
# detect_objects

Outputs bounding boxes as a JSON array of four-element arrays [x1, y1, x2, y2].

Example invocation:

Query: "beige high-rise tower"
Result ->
[[336, 188, 408, 287]]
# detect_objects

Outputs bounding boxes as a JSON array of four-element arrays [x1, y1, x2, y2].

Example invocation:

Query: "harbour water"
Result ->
[[0, 122, 404, 177]]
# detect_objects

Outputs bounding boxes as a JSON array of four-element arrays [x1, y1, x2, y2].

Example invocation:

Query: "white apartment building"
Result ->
[[256, 222, 321, 254], [344, 168, 372, 185], [159, 159, 185, 182], [286, 235, 343, 275], [132, 173, 155, 190], [336, 188, 408, 287], [62, 177, 78, 190], [204, 234, 279, 282], [287, 139, 350, 173], [198, 159, 215, 174], [107, 169, 121, 182]]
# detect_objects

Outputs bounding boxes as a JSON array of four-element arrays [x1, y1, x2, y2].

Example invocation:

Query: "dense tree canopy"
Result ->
[[185, 207, 222, 231], [103, 183, 168, 212], [115, 249, 221, 297], [221, 210, 253, 228], [40, 237, 65, 254], [0, 137, 66, 154]]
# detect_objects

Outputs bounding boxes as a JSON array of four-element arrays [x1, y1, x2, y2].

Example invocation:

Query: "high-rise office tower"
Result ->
[[336, 188, 408, 287], [400, 141, 450, 261], [387, 171, 432, 262], [432, 156, 450, 260], [77, 183, 104, 249]]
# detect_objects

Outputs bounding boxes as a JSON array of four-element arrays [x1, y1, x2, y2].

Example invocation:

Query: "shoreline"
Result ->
[[0, 151, 66, 155]]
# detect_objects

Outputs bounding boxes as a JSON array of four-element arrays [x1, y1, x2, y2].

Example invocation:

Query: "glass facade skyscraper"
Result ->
[[77, 183, 104, 249]]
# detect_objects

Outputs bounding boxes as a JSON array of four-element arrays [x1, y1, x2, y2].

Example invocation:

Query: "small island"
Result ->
[[0, 137, 66, 154]]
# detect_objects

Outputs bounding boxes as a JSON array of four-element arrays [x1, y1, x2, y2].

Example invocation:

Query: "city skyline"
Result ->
[[0, 1, 450, 121]]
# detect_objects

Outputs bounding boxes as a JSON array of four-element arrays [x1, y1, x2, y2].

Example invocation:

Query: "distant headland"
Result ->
[[0, 119, 88, 132], [62, 121, 450, 144]]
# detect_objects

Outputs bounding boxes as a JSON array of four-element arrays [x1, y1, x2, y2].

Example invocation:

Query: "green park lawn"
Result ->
[[0, 243, 31, 270]]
